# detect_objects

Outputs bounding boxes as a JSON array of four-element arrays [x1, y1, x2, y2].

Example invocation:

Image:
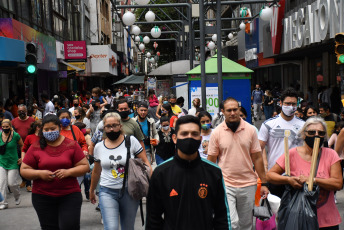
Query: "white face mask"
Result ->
[[162, 126, 169, 131], [282, 105, 297, 117]]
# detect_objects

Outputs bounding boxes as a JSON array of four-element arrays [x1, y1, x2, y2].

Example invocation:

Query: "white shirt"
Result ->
[[116, 92, 123, 98], [94, 136, 143, 189], [43, 101, 55, 117], [188, 107, 197, 116], [258, 114, 305, 170], [198, 129, 213, 159]]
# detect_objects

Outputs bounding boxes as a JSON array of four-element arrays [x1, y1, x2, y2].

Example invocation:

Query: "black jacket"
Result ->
[[146, 154, 231, 230]]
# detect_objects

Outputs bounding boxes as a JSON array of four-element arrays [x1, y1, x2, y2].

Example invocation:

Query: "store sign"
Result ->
[[283, 0, 344, 52], [64, 41, 87, 59], [87, 45, 118, 76], [270, 0, 285, 54], [67, 62, 86, 71], [190, 86, 219, 116]]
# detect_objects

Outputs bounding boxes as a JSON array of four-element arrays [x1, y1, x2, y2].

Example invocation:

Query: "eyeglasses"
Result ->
[[305, 130, 326, 137], [104, 124, 120, 129]]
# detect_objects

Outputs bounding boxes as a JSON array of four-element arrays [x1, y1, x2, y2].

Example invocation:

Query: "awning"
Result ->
[[148, 60, 199, 76], [59, 60, 84, 71], [112, 75, 145, 85]]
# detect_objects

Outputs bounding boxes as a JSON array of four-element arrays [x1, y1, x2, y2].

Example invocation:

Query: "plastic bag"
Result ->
[[267, 193, 281, 215], [256, 214, 276, 230], [277, 183, 319, 230]]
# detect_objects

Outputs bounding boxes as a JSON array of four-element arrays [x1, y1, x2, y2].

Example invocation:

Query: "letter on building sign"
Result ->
[[329, 0, 340, 38], [284, 17, 291, 51], [296, 8, 305, 48], [311, 1, 320, 44], [318, 0, 329, 41], [304, 5, 313, 46], [270, 0, 285, 54], [292, 12, 298, 49]]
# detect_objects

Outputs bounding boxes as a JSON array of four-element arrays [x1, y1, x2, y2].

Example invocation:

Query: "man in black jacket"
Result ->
[[146, 115, 231, 230]]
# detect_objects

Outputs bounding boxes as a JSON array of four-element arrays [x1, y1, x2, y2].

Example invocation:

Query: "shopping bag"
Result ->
[[256, 214, 276, 230]]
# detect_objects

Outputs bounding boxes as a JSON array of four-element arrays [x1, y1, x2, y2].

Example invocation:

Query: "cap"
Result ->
[[137, 102, 148, 109], [53, 95, 59, 99]]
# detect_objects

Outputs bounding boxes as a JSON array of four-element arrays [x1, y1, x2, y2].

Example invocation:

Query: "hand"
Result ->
[[39, 170, 55, 181], [53, 169, 71, 179], [260, 185, 269, 199], [83, 150, 88, 156], [89, 105, 94, 113], [298, 175, 309, 184], [90, 190, 97, 204], [17, 158, 22, 165], [288, 176, 303, 189]]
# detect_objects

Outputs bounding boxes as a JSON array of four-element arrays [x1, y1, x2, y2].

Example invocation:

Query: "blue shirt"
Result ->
[[139, 120, 150, 150], [251, 89, 264, 104]]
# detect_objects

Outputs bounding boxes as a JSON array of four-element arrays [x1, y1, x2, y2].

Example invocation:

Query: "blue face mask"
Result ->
[[163, 101, 169, 104], [201, 123, 211, 130], [43, 130, 60, 142], [60, 118, 71, 127]]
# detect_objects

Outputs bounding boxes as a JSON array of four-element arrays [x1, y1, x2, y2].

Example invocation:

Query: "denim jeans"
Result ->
[[263, 105, 273, 120], [99, 186, 139, 230]]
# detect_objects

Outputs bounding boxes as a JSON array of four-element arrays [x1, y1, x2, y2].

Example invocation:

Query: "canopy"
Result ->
[[148, 60, 199, 76], [186, 54, 253, 75], [112, 75, 145, 85]]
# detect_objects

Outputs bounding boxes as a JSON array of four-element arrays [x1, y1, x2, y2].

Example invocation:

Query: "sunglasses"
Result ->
[[305, 130, 326, 137]]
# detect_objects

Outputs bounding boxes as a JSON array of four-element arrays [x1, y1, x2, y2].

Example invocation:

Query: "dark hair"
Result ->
[[161, 103, 174, 118], [175, 115, 201, 134], [57, 108, 71, 119], [239, 106, 247, 117], [223, 97, 239, 107], [0, 113, 4, 118], [41, 93, 49, 100], [198, 111, 212, 121], [160, 116, 170, 124], [273, 107, 282, 115], [169, 94, 176, 99], [115, 99, 129, 109], [75, 107, 86, 120], [319, 102, 330, 112], [280, 88, 298, 103], [27, 106, 35, 117], [219, 101, 224, 110], [196, 107, 205, 114], [296, 107, 303, 113], [28, 120, 42, 135], [148, 89, 155, 99], [74, 122, 86, 130], [39, 115, 61, 149], [176, 97, 185, 105], [82, 104, 90, 110]]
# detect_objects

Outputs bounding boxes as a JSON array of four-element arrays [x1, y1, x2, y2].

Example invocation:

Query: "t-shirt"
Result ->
[[94, 136, 143, 189], [23, 138, 85, 197], [155, 129, 175, 160], [208, 119, 261, 187], [324, 113, 340, 137], [121, 118, 144, 141], [90, 109, 101, 134], [276, 147, 342, 228], [43, 101, 55, 117], [11, 117, 35, 141], [139, 119, 150, 150], [72, 117, 91, 130], [0, 131, 21, 169], [251, 89, 264, 104], [171, 105, 182, 115], [198, 130, 213, 159], [3, 110, 13, 120], [22, 134, 40, 153], [258, 115, 305, 170], [170, 116, 178, 128], [60, 125, 88, 152]]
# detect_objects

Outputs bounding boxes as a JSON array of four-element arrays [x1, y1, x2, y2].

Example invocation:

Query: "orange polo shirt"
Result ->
[[208, 119, 261, 188], [60, 125, 88, 152]]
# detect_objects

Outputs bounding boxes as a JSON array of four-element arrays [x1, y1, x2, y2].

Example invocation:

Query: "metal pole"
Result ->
[[199, 0, 207, 110], [188, 8, 193, 70], [216, 0, 223, 103], [140, 31, 179, 34], [182, 22, 185, 60], [134, 20, 183, 24], [80, 0, 85, 40]]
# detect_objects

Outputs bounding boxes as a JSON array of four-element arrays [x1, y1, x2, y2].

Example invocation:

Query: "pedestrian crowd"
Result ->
[[0, 85, 343, 230]]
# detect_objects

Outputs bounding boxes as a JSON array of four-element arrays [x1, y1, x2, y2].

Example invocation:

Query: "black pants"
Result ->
[[32, 192, 82, 230], [320, 226, 339, 230]]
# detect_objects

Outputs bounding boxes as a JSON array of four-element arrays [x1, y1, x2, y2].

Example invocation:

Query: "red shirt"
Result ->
[[22, 134, 40, 153], [23, 138, 85, 197], [60, 125, 88, 152], [11, 117, 35, 141]]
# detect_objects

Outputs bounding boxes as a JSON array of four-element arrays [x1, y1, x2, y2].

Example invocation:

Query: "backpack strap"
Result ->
[[120, 135, 131, 198], [70, 125, 77, 141]]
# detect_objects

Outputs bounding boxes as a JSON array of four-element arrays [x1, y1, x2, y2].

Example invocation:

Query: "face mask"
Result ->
[[170, 102, 176, 106], [201, 123, 211, 130], [18, 112, 26, 119], [226, 121, 240, 133], [43, 130, 60, 142], [118, 110, 130, 119], [74, 103, 79, 107], [93, 106, 99, 110], [81, 129, 87, 135], [75, 115, 81, 120], [60, 118, 71, 127], [282, 105, 297, 117], [305, 136, 325, 149], [162, 126, 169, 131], [176, 138, 201, 155], [163, 101, 169, 105], [2, 128, 10, 134], [106, 131, 121, 141]]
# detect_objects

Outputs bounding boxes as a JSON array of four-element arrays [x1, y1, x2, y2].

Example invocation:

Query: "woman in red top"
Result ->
[[20, 115, 89, 230], [160, 103, 178, 128], [22, 120, 41, 158]]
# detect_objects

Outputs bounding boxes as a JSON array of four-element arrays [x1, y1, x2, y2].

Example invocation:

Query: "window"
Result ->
[[0, 0, 14, 18], [42, 0, 52, 32], [85, 18, 91, 44]]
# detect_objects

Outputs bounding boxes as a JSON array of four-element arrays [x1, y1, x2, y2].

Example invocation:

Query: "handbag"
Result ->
[[254, 198, 277, 230], [0, 131, 11, 155]]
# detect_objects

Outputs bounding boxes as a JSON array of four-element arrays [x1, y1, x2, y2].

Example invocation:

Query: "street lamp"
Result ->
[[122, 11, 136, 26], [135, 36, 141, 42], [145, 11, 155, 22], [239, 22, 246, 30], [207, 41, 215, 50], [228, 33, 233, 39], [143, 36, 150, 44], [132, 25, 141, 35], [260, 6, 273, 21], [212, 34, 217, 42], [146, 52, 151, 58], [139, 43, 145, 51], [151, 26, 161, 38]]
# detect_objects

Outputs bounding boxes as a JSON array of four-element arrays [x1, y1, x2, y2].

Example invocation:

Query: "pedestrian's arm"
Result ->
[[335, 129, 344, 155], [88, 141, 96, 156], [250, 151, 267, 183], [213, 176, 232, 230], [259, 140, 268, 171], [146, 173, 164, 229], [207, 133, 219, 163], [313, 161, 343, 191], [90, 161, 102, 204], [100, 97, 108, 108], [136, 149, 152, 175], [64, 157, 89, 177]]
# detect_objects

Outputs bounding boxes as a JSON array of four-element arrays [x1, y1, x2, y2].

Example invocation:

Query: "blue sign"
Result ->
[[0, 37, 25, 62]]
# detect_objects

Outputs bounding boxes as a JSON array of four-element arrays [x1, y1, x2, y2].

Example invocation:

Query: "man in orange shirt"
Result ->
[[208, 97, 269, 230]]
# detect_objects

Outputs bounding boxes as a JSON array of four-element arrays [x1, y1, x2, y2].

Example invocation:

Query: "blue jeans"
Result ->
[[155, 154, 165, 165], [99, 186, 139, 230], [263, 105, 273, 120]]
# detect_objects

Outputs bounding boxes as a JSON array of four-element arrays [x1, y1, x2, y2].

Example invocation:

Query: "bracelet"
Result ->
[[313, 178, 316, 184]]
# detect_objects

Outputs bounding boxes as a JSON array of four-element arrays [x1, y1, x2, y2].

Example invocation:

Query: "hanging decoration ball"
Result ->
[[135, 0, 150, 5], [132, 26, 141, 36], [145, 11, 155, 22], [205, 46, 209, 52], [153, 41, 158, 49], [228, 33, 234, 39], [151, 26, 161, 38], [150, 57, 155, 63], [207, 41, 216, 50], [146, 52, 151, 58], [212, 34, 217, 42], [143, 36, 150, 44], [157, 51, 160, 56], [260, 6, 273, 21], [139, 43, 145, 51], [135, 36, 140, 42], [122, 11, 136, 26], [240, 22, 246, 30]]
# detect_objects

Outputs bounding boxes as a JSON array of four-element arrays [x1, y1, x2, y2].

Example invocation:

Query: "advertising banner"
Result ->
[[87, 45, 118, 76], [190, 86, 219, 116], [64, 41, 87, 60]]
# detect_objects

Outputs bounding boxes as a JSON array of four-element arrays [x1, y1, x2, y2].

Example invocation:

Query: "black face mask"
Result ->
[[75, 115, 81, 120], [176, 138, 201, 155], [93, 106, 98, 110], [18, 112, 26, 119], [106, 131, 121, 141], [2, 128, 10, 134], [118, 110, 130, 119], [226, 121, 240, 133], [170, 102, 176, 106], [305, 136, 325, 149], [74, 103, 79, 107]]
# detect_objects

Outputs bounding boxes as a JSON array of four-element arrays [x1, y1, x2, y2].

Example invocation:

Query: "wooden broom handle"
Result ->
[[284, 137, 290, 176], [308, 137, 320, 191]]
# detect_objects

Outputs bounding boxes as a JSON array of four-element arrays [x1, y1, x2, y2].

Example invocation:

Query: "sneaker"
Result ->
[[20, 181, 26, 188], [0, 204, 8, 210], [26, 186, 32, 192], [15, 197, 21, 205], [95, 204, 100, 211]]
